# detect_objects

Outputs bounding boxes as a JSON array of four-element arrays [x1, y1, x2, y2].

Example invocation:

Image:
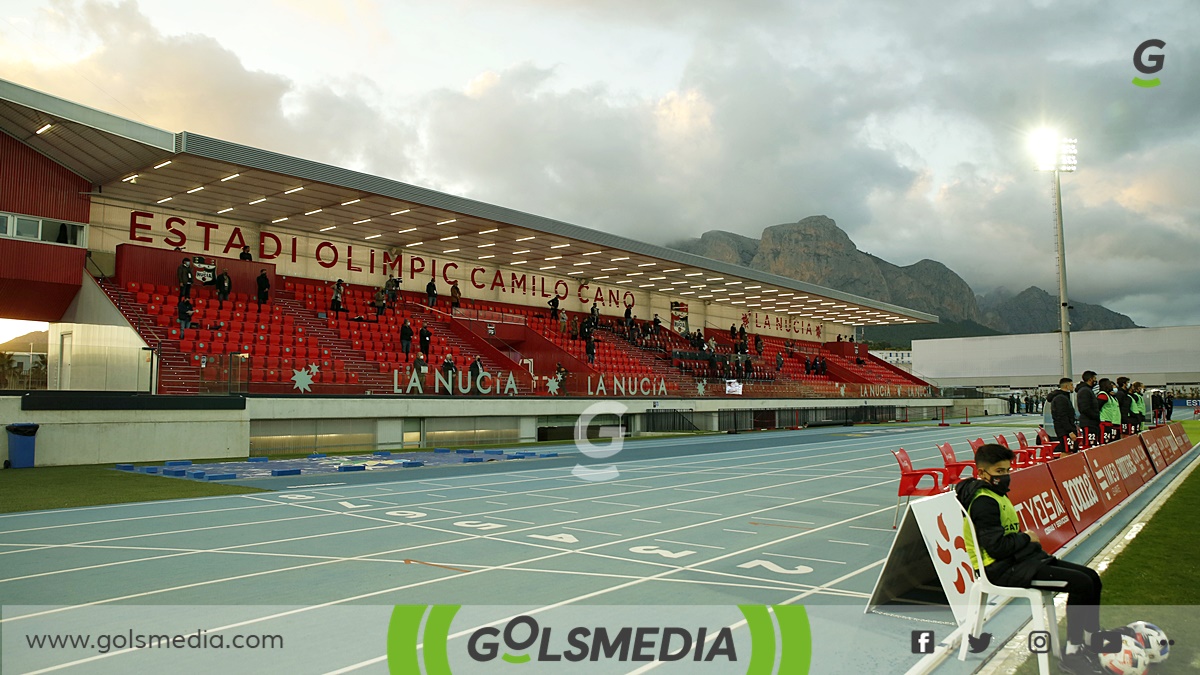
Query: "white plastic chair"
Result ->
[[957, 501, 1062, 675]]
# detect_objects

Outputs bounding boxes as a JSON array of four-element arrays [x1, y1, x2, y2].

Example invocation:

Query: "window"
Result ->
[[0, 214, 7, 236], [15, 217, 39, 239]]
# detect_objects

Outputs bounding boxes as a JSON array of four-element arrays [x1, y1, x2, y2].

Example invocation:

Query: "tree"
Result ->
[[29, 355, 47, 389], [0, 352, 19, 389]]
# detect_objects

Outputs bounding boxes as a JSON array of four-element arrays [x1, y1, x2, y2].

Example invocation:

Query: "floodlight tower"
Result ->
[[1029, 130, 1078, 380]]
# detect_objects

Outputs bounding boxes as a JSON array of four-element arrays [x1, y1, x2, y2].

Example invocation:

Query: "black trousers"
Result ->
[[1028, 559, 1102, 644]]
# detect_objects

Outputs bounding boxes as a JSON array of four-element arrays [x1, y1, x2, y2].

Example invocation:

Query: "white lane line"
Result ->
[[485, 501, 508, 506], [468, 487, 505, 494], [666, 508, 721, 516], [491, 517, 534, 525], [674, 488, 720, 494], [848, 525, 896, 533], [591, 501, 640, 508], [553, 509, 579, 514], [421, 507, 461, 514], [742, 494, 791, 500], [822, 499, 880, 507], [827, 539, 870, 547], [632, 519, 661, 524], [761, 552, 846, 565], [563, 527, 620, 537], [723, 529, 756, 535], [528, 493, 570, 501], [426, 494, 447, 498], [654, 538, 724, 550], [752, 517, 815, 525]]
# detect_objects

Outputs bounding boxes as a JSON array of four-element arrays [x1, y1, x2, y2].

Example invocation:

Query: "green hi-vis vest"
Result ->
[[1131, 392, 1145, 415], [1100, 391, 1121, 424], [963, 490, 1020, 570]]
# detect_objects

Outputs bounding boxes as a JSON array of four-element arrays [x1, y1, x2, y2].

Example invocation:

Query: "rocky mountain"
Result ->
[[978, 287, 1138, 333], [670, 216, 1138, 343]]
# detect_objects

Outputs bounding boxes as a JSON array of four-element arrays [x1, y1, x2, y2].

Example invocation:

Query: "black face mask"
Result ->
[[985, 473, 1011, 493]]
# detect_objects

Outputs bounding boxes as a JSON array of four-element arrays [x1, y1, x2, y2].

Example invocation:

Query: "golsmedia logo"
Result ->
[[387, 604, 812, 673], [1132, 39, 1165, 87]]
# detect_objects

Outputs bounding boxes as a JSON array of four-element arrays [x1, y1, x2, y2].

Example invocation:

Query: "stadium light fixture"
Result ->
[[478, 243, 495, 248], [443, 249, 460, 253], [217, 207, 234, 214], [437, 219, 457, 225], [516, 236, 535, 242], [661, 268, 681, 272], [1030, 127, 1078, 379], [512, 261, 528, 265], [392, 210, 411, 216], [156, 197, 172, 204], [221, 173, 239, 181], [365, 234, 382, 240], [35, 123, 52, 134], [305, 209, 323, 215], [122, 174, 138, 182], [249, 198, 267, 205], [320, 226, 336, 232], [272, 217, 288, 223], [550, 243, 571, 249], [153, 160, 172, 169], [398, 227, 417, 234], [514, 250, 531, 255], [341, 199, 360, 205], [353, 219, 371, 224], [405, 241, 422, 247], [186, 187, 204, 194], [479, 228, 499, 234], [478, 254, 494, 259], [284, 187, 304, 194]]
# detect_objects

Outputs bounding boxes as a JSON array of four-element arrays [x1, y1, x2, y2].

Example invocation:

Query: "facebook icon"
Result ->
[[911, 630, 936, 654]]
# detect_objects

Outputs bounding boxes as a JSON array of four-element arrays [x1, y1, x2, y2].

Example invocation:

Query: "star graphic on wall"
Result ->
[[291, 367, 314, 393], [545, 376, 561, 395], [696, 380, 706, 396]]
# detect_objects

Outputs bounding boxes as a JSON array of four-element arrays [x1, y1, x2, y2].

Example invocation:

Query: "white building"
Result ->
[[912, 326, 1200, 388]]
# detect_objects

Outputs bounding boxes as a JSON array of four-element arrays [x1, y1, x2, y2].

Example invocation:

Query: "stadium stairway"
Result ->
[[96, 277, 200, 395]]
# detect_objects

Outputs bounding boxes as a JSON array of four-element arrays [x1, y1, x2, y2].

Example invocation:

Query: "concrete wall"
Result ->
[[1, 394, 951, 466], [0, 396, 247, 466], [46, 275, 151, 392], [912, 326, 1200, 388]]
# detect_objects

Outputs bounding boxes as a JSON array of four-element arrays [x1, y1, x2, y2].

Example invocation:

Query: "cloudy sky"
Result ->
[[2, 0, 1197, 330]]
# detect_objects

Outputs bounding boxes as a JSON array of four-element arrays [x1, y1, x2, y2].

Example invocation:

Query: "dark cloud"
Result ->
[[4, 0, 1198, 327]]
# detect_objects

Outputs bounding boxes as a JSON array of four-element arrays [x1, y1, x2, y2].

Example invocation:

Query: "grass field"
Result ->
[[0, 463, 266, 513]]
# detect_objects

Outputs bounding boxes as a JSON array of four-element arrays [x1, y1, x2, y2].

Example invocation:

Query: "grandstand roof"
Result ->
[[0, 78, 936, 327]]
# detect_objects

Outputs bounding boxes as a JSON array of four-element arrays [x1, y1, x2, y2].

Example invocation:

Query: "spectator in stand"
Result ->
[[708, 350, 718, 377], [547, 295, 560, 320], [837, 334, 843, 342], [804, 355, 811, 375], [469, 356, 483, 393], [1129, 382, 1146, 433], [1115, 377, 1133, 436], [256, 269, 270, 305], [570, 316, 580, 341], [1165, 391, 1174, 420], [652, 314, 662, 335], [419, 323, 433, 359], [1047, 377, 1078, 454], [755, 335, 764, 356], [214, 268, 232, 309], [729, 324, 737, 343], [738, 325, 747, 343], [424, 278, 438, 307], [399, 319, 414, 360], [450, 280, 462, 310], [624, 304, 633, 331], [1151, 390, 1164, 424], [373, 287, 387, 321], [330, 280, 347, 314], [707, 336, 717, 353], [177, 258, 193, 299], [239, 245, 253, 261], [440, 354, 457, 394], [585, 335, 596, 364], [558, 309, 568, 334], [1096, 377, 1121, 444], [555, 362, 569, 395], [385, 274, 399, 308], [177, 297, 194, 337], [590, 303, 600, 324], [1075, 371, 1100, 447], [411, 352, 428, 375], [820, 356, 828, 376]]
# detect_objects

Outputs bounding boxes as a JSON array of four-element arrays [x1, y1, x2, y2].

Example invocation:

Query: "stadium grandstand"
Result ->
[[0, 77, 945, 464]]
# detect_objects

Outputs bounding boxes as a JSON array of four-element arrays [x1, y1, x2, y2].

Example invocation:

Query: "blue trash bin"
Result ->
[[6, 423, 40, 469]]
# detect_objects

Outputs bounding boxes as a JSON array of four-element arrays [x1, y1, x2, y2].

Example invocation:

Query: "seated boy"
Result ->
[[956, 443, 1105, 674]]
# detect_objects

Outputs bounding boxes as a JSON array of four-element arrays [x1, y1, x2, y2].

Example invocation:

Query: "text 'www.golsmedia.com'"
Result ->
[[24, 629, 283, 654]]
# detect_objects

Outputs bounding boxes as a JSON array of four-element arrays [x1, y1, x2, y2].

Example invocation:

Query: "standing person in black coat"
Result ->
[[239, 245, 253, 261], [177, 297, 194, 338], [214, 269, 232, 309], [177, 258, 193, 299], [1047, 378, 1078, 454], [426, 278, 438, 307], [1115, 377, 1133, 437], [548, 295, 560, 320], [468, 356, 483, 393], [1165, 391, 1175, 421], [399, 319, 414, 360], [585, 335, 596, 364], [729, 324, 737, 343], [256, 270, 270, 305], [1075, 370, 1100, 447], [418, 323, 432, 359]]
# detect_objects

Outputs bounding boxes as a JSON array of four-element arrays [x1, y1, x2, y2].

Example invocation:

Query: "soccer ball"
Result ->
[[1097, 635, 1149, 675], [1119, 622, 1170, 663]]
